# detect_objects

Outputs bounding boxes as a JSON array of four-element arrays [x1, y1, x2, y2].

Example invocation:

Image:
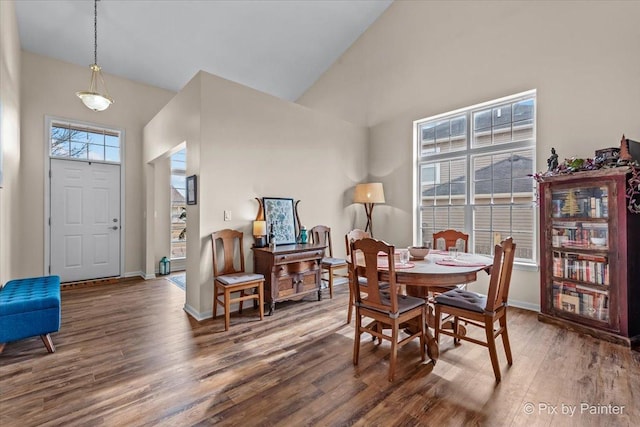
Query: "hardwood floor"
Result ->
[[1, 278, 638, 426]]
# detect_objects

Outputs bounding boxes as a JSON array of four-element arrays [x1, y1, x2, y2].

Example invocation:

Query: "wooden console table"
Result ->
[[252, 243, 326, 315]]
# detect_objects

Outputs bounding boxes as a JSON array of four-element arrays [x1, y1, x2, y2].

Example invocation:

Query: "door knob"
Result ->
[[110, 226, 119, 230]]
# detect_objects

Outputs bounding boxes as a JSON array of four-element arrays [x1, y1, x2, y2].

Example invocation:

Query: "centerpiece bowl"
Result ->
[[408, 246, 430, 259]]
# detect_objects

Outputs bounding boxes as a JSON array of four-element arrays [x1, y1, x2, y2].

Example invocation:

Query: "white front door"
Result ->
[[50, 159, 121, 282]]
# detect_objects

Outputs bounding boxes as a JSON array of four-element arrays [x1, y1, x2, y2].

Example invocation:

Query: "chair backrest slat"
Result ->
[[310, 225, 333, 257], [433, 229, 469, 252], [350, 238, 398, 314], [211, 229, 245, 277], [484, 237, 515, 312]]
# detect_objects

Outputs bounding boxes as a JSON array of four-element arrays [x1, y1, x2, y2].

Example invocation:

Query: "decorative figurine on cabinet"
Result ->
[[547, 147, 559, 171], [299, 226, 308, 244]]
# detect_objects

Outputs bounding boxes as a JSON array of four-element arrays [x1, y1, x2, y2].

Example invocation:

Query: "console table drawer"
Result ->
[[274, 249, 324, 264], [275, 260, 318, 276]]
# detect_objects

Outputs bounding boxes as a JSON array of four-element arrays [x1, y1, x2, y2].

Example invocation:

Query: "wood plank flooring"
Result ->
[[1, 278, 638, 426]]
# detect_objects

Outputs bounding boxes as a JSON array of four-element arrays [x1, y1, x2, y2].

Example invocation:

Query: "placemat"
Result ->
[[436, 259, 488, 267], [377, 260, 415, 270]]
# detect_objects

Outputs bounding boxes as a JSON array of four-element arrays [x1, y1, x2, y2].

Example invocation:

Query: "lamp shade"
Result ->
[[354, 183, 385, 204], [77, 91, 113, 111], [253, 220, 267, 236]]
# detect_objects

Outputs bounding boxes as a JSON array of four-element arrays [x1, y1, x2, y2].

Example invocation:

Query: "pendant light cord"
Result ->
[[94, 0, 98, 65]]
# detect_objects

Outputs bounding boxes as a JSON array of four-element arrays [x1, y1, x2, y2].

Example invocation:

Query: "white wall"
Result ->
[[0, 0, 21, 284], [298, 0, 640, 309], [145, 71, 368, 318], [18, 51, 174, 279], [143, 73, 202, 312]]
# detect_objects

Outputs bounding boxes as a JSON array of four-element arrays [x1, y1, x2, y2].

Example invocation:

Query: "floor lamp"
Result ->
[[353, 183, 385, 237]]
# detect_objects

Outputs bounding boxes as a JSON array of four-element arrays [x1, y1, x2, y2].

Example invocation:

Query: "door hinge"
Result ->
[[48, 217, 51, 226], [48, 265, 51, 274], [49, 170, 52, 178]]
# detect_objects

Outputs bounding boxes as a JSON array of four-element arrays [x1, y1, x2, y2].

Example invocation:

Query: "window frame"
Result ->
[[49, 120, 121, 164], [413, 90, 538, 267]]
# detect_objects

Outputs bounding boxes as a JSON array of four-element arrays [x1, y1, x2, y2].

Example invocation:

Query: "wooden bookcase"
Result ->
[[538, 168, 640, 347]]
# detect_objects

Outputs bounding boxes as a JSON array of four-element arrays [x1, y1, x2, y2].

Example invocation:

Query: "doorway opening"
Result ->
[[170, 149, 187, 269]]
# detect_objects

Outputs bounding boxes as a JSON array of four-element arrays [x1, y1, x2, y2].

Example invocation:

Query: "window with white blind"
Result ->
[[415, 90, 537, 264]]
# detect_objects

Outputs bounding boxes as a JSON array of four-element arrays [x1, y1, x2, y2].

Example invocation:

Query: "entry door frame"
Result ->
[[43, 116, 126, 279]]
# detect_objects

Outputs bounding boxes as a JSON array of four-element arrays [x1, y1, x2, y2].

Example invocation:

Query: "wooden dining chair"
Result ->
[[432, 229, 471, 295], [344, 229, 371, 323], [433, 229, 469, 252], [211, 229, 265, 331], [350, 238, 426, 381], [344, 229, 371, 257], [434, 237, 516, 382], [310, 225, 347, 300]]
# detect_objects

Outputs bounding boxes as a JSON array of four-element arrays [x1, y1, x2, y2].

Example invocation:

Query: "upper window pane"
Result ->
[[472, 96, 535, 148], [420, 115, 466, 155], [50, 122, 121, 164]]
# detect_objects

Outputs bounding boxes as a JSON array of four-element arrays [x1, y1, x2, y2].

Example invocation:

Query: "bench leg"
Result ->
[[0, 343, 5, 354], [40, 334, 56, 353]]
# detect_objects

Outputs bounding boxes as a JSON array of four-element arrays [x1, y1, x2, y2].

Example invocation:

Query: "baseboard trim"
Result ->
[[123, 271, 143, 279], [509, 299, 539, 312], [183, 304, 211, 321]]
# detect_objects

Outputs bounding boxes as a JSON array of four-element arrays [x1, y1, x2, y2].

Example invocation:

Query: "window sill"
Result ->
[[513, 261, 539, 272]]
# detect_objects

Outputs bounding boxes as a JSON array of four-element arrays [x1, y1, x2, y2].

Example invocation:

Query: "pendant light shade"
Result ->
[[76, 0, 113, 111]]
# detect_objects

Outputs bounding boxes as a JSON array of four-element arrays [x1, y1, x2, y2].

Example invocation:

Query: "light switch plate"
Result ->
[[224, 210, 232, 221]]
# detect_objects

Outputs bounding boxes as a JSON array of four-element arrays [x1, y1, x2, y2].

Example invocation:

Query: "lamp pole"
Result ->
[[363, 202, 376, 236]]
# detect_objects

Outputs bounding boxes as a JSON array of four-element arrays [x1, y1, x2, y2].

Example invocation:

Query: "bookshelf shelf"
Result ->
[[538, 168, 640, 347]]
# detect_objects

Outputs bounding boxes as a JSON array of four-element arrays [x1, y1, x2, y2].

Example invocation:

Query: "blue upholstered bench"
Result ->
[[0, 275, 61, 354]]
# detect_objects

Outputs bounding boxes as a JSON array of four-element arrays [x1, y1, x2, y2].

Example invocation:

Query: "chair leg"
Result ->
[[453, 316, 461, 345], [328, 268, 334, 299], [419, 308, 426, 362], [389, 322, 399, 382], [353, 308, 361, 366], [500, 314, 513, 365], [238, 290, 244, 314], [485, 320, 501, 382], [213, 284, 219, 319], [347, 287, 354, 324], [434, 305, 441, 344], [224, 289, 231, 332], [41, 334, 56, 353], [258, 283, 265, 321], [0, 343, 5, 354]]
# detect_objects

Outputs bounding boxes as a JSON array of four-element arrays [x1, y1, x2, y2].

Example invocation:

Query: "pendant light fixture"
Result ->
[[76, 0, 113, 111]]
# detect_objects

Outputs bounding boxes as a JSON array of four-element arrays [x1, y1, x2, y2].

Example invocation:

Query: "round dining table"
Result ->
[[371, 250, 494, 364], [379, 250, 493, 296]]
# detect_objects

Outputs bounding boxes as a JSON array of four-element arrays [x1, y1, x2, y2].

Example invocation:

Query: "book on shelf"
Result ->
[[553, 252, 608, 285], [553, 223, 608, 248], [552, 281, 609, 321]]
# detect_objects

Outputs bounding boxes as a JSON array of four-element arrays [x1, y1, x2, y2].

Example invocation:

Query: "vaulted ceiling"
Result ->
[[15, 0, 393, 101]]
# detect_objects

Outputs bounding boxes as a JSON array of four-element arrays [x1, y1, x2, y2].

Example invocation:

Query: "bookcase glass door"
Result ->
[[549, 184, 611, 323]]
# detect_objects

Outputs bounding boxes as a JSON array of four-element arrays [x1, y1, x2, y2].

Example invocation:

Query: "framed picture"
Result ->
[[186, 175, 197, 205], [263, 197, 296, 245]]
